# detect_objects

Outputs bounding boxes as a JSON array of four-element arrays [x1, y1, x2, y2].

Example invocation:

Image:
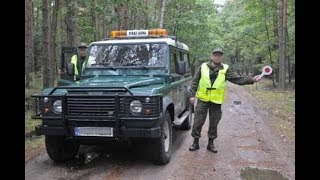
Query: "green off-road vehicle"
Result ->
[[32, 29, 193, 165]]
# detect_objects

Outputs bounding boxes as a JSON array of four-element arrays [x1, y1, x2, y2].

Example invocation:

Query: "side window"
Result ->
[[176, 51, 182, 62], [183, 53, 191, 72], [170, 50, 176, 74]]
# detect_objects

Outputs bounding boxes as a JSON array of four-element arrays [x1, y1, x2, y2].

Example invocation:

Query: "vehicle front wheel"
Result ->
[[152, 111, 172, 165], [45, 135, 80, 163]]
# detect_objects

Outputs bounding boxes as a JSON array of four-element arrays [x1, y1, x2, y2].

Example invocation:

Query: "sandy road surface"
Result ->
[[25, 83, 295, 179]]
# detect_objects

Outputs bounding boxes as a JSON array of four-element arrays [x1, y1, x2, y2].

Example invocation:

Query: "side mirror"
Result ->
[[67, 63, 75, 76], [177, 61, 186, 75]]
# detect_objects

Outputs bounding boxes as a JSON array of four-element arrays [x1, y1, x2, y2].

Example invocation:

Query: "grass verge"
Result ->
[[244, 79, 295, 143], [25, 73, 45, 162]]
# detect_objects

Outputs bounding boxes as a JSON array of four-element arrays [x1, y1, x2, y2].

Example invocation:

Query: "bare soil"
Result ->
[[25, 83, 295, 179]]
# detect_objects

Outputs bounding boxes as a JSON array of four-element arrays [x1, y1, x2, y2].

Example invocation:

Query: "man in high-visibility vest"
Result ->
[[71, 42, 88, 80], [189, 48, 261, 153]]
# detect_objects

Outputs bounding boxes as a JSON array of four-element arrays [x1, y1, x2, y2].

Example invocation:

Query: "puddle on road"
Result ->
[[233, 100, 242, 105], [65, 152, 106, 171], [64, 143, 144, 171], [240, 167, 288, 180]]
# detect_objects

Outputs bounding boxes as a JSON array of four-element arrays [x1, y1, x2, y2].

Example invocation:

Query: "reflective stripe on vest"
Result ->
[[196, 63, 229, 104]]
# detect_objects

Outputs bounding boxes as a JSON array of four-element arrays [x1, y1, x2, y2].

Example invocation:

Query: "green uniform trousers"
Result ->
[[191, 99, 222, 139]]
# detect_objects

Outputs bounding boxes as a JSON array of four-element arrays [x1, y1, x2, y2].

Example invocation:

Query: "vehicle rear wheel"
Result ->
[[45, 135, 80, 163], [152, 111, 172, 165]]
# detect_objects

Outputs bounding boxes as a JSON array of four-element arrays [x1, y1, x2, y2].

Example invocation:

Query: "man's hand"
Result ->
[[253, 75, 262, 82], [189, 97, 196, 104]]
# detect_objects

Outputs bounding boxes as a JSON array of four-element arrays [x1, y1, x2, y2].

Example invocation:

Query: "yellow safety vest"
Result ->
[[71, 55, 86, 76], [196, 63, 229, 104]]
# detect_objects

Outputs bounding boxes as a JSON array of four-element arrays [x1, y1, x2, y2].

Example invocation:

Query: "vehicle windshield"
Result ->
[[85, 43, 167, 68]]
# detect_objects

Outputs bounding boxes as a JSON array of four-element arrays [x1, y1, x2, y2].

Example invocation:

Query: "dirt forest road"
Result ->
[[25, 83, 295, 180]]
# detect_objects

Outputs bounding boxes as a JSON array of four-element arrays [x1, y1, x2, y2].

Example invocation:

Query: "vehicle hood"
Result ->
[[43, 76, 166, 96]]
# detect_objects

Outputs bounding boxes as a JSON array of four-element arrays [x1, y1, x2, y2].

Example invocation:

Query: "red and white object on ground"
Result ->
[[259, 65, 273, 78]]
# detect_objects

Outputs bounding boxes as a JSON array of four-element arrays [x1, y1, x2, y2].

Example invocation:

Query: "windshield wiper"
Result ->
[[137, 65, 148, 70], [105, 65, 116, 71], [120, 64, 148, 70], [92, 63, 116, 71]]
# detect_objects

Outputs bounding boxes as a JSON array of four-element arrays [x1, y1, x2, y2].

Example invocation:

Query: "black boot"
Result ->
[[189, 138, 200, 151], [207, 138, 217, 153]]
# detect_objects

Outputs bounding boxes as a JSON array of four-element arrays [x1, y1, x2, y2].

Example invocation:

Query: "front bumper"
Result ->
[[35, 125, 161, 138]]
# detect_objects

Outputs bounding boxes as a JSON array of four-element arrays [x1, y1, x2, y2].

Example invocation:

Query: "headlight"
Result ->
[[130, 100, 142, 114], [53, 100, 62, 114], [43, 97, 49, 102]]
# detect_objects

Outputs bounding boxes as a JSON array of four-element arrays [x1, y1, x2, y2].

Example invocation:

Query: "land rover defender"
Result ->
[[32, 29, 193, 165]]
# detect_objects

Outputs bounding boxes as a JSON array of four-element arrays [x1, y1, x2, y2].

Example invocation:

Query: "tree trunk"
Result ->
[[133, 11, 136, 29], [159, 0, 167, 28], [25, 0, 34, 88], [42, 0, 51, 88], [154, 0, 158, 22], [275, 67, 279, 83], [278, 0, 287, 90], [60, 0, 66, 46], [272, 0, 279, 85], [262, 0, 275, 86], [144, 0, 149, 28], [51, 0, 59, 86], [236, 49, 241, 75], [66, 0, 76, 46], [91, 0, 99, 40], [115, 5, 122, 30], [248, 58, 252, 75], [288, 56, 291, 84], [241, 60, 244, 75], [33, 1, 41, 72], [245, 60, 249, 75], [102, 15, 106, 39], [291, 63, 295, 80], [123, 1, 129, 30], [286, 24, 291, 85]]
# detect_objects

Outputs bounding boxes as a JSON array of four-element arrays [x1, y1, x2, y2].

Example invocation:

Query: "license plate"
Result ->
[[74, 127, 113, 137]]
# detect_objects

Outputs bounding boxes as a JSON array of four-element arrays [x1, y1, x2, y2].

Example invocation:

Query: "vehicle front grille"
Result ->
[[66, 96, 124, 120]]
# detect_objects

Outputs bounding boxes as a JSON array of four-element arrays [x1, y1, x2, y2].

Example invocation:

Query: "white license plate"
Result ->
[[74, 127, 113, 137]]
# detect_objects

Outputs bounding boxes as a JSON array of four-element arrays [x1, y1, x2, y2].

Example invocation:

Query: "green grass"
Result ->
[[25, 73, 45, 161], [25, 110, 41, 135], [25, 136, 44, 149], [244, 79, 295, 142], [240, 167, 289, 180], [25, 72, 43, 135], [25, 136, 45, 161]]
